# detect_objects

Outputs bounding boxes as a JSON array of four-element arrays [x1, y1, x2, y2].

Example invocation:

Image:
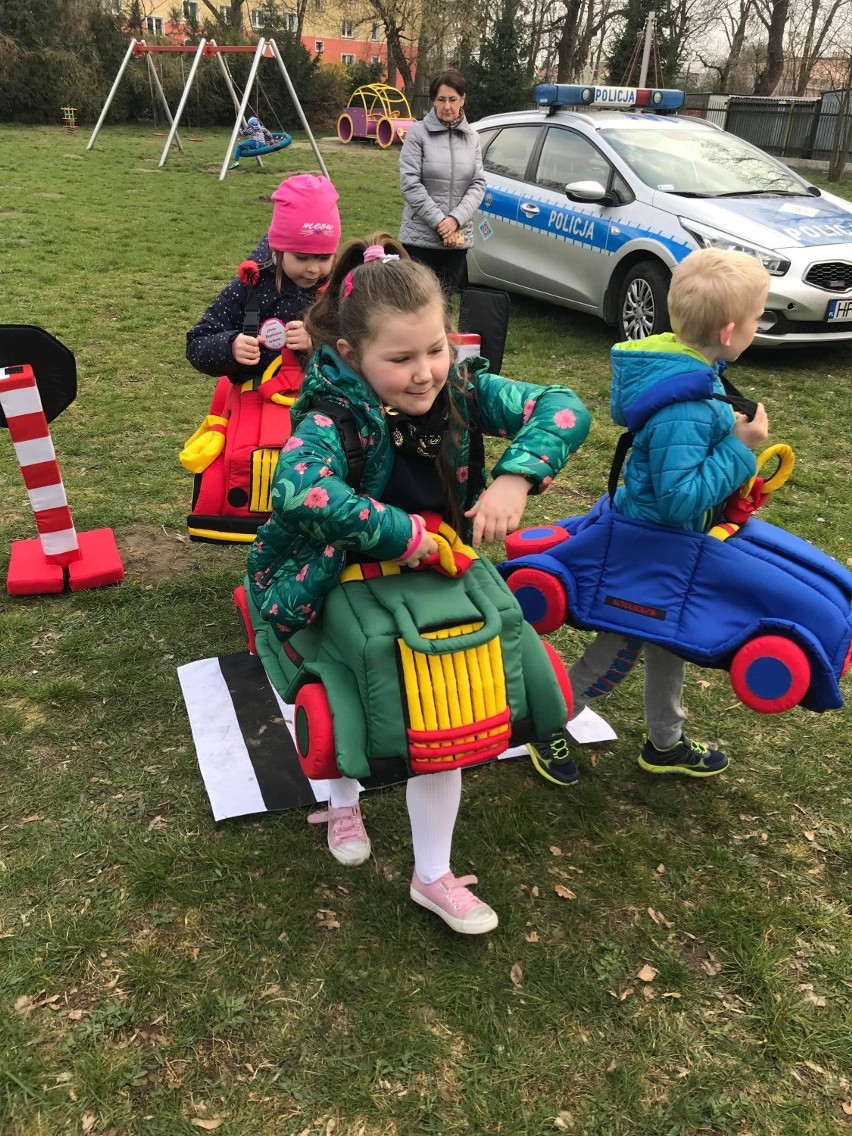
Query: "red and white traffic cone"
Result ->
[[0, 363, 124, 595]]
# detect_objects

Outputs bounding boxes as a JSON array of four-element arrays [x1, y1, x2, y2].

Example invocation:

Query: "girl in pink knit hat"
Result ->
[[187, 174, 342, 383]]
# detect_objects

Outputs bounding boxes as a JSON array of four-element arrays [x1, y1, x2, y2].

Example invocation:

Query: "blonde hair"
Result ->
[[667, 248, 769, 346]]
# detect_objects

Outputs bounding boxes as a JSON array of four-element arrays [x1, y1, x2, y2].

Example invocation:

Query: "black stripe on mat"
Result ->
[[218, 653, 318, 811], [217, 653, 409, 810]]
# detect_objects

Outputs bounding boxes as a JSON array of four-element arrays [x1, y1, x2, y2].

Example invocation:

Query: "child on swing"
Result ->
[[247, 236, 591, 934], [229, 115, 291, 169], [186, 173, 340, 383]]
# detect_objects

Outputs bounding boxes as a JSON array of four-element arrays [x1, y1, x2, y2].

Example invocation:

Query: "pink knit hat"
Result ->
[[268, 174, 341, 254]]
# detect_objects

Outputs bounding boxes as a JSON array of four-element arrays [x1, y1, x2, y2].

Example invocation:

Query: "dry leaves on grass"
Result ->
[[510, 963, 524, 986], [81, 1114, 96, 1133], [554, 885, 576, 900], [191, 1119, 224, 1131], [799, 983, 827, 1007], [315, 909, 340, 931], [637, 964, 658, 982]]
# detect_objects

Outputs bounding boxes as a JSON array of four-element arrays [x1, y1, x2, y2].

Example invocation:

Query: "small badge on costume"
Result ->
[[479, 219, 493, 241], [259, 318, 287, 350]]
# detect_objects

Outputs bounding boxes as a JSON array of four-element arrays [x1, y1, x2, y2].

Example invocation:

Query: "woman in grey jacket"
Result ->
[[398, 69, 486, 294]]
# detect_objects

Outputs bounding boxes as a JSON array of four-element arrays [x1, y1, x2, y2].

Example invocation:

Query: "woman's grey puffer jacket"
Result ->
[[398, 108, 486, 249]]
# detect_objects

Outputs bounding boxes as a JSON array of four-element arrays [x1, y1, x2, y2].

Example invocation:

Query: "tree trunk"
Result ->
[[752, 0, 787, 94], [828, 57, 852, 181]]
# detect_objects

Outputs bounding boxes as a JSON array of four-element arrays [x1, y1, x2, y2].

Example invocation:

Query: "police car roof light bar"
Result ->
[[535, 84, 685, 112]]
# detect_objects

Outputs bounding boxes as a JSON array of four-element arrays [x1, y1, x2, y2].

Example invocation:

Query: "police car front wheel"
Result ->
[[617, 261, 671, 341]]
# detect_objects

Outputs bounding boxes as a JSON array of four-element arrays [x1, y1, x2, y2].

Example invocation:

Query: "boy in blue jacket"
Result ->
[[531, 248, 771, 784]]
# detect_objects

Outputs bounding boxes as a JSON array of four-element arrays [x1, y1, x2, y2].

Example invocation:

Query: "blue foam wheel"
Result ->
[[730, 635, 810, 713], [507, 568, 567, 633], [505, 526, 569, 560]]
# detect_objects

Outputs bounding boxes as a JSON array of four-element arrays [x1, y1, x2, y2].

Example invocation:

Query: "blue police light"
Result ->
[[535, 84, 685, 111]]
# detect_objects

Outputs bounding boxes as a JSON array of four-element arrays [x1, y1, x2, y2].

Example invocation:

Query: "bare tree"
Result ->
[[752, 0, 787, 93], [695, 0, 755, 90], [828, 49, 852, 179], [785, 0, 850, 95]]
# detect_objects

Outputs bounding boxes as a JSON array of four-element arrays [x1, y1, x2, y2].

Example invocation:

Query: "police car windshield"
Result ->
[[601, 125, 806, 197]]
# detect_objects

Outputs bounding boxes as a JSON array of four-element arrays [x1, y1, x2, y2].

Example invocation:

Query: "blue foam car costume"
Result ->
[[499, 368, 852, 715]]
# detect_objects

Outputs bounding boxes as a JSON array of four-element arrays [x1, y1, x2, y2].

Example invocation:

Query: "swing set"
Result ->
[[87, 37, 328, 181]]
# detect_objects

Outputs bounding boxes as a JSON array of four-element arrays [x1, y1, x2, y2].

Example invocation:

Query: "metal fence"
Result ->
[[683, 90, 851, 160]]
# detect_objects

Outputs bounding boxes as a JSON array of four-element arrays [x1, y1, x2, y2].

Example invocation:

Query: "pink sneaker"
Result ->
[[410, 871, 498, 934], [307, 804, 371, 867]]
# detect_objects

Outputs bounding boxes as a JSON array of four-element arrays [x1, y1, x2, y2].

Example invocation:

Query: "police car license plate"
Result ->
[[827, 298, 852, 322]]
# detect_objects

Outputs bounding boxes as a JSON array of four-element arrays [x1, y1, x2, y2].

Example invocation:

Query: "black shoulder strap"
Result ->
[[242, 284, 260, 337], [312, 399, 365, 493], [608, 430, 634, 502]]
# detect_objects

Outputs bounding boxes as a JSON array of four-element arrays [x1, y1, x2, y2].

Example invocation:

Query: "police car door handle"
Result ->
[[520, 202, 540, 217]]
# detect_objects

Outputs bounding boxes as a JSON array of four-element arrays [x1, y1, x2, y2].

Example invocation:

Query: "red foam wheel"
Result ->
[[232, 585, 256, 655], [294, 682, 339, 778], [542, 640, 574, 721], [729, 635, 811, 714], [504, 526, 569, 559], [507, 568, 567, 634]]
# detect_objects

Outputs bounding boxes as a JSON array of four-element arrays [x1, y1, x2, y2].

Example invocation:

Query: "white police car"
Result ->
[[468, 84, 852, 346]]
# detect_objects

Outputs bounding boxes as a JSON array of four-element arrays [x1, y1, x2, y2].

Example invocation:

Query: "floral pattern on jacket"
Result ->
[[247, 345, 591, 640]]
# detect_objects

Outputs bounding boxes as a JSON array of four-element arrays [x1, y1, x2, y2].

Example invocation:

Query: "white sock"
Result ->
[[328, 776, 361, 810], [407, 769, 462, 884]]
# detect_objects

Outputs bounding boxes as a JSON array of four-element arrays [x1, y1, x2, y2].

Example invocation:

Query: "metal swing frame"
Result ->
[[86, 37, 328, 181]]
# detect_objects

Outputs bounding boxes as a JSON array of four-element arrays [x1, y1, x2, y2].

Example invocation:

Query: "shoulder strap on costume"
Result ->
[[609, 368, 759, 501], [312, 400, 365, 493]]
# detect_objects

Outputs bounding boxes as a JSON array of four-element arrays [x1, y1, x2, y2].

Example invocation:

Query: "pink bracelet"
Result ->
[[397, 514, 425, 562]]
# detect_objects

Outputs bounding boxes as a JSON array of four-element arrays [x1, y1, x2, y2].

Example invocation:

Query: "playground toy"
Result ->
[[499, 447, 852, 715], [337, 83, 416, 148], [180, 259, 306, 543], [234, 513, 572, 782], [61, 106, 77, 133], [87, 37, 328, 181], [0, 326, 123, 596]]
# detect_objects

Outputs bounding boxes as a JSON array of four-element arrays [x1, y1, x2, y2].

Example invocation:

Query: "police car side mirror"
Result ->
[[564, 180, 616, 207]]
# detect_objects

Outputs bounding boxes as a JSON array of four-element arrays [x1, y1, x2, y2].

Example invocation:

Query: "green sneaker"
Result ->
[[528, 728, 579, 786], [639, 734, 729, 778]]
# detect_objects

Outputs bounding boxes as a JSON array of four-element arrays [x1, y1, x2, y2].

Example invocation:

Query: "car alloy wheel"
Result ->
[[618, 261, 671, 340]]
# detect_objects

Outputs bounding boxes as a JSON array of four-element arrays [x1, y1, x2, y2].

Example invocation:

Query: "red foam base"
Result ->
[[66, 529, 124, 591], [7, 539, 67, 595], [6, 529, 124, 596]]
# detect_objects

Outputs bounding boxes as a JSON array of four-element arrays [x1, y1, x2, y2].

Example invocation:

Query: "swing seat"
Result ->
[[251, 133, 293, 156]]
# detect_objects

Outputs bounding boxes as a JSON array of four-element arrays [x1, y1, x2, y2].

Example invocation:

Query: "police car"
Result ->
[[468, 84, 852, 346]]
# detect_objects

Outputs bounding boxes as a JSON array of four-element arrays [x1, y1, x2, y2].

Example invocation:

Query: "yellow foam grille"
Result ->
[[249, 448, 280, 513], [398, 622, 508, 735]]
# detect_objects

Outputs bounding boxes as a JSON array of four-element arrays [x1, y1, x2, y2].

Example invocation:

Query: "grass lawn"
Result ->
[[2, 123, 852, 1136]]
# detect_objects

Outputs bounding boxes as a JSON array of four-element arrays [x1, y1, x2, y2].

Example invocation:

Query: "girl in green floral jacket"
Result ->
[[247, 235, 590, 933]]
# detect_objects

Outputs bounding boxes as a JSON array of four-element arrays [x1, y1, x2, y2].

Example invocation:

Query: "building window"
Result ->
[[341, 19, 354, 37], [183, 1, 198, 20], [371, 55, 380, 65], [285, 11, 298, 31], [314, 0, 324, 9], [110, 0, 122, 13], [371, 22, 379, 40], [250, 8, 264, 28], [145, 15, 164, 34], [341, 53, 355, 65], [315, 39, 324, 52], [218, 3, 229, 17]]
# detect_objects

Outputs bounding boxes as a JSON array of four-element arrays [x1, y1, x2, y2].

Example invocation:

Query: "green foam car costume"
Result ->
[[235, 516, 572, 781]]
